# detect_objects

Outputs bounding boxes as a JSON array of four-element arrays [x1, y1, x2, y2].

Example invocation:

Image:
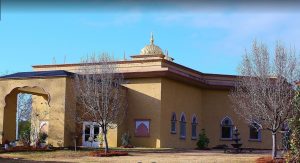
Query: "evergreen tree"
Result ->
[[197, 129, 210, 149]]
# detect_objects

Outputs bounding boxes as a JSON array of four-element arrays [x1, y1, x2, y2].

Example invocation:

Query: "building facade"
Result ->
[[0, 35, 281, 149]]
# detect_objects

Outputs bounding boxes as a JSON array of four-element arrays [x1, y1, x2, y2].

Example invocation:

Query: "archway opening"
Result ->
[[2, 86, 50, 147]]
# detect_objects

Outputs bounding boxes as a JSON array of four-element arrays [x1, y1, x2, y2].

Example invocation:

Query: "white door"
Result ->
[[82, 122, 101, 148]]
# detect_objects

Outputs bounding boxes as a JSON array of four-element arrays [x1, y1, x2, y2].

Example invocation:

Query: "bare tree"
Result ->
[[229, 41, 300, 159], [17, 93, 32, 146], [17, 93, 32, 122], [17, 93, 49, 147], [74, 54, 127, 154]]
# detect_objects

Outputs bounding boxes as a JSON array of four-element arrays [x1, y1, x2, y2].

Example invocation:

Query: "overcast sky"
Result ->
[[1, 1, 300, 75]]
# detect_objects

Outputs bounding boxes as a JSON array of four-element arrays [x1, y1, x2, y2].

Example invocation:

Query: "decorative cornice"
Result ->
[[122, 69, 235, 90], [130, 54, 165, 58], [31, 59, 237, 89], [32, 59, 164, 68]]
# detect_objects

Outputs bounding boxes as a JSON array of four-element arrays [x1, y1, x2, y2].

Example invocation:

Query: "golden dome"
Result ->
[[140, 33, 164, 55]]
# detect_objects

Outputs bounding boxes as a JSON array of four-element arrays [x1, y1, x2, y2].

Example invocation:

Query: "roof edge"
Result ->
[[0, 70, 74, 80]]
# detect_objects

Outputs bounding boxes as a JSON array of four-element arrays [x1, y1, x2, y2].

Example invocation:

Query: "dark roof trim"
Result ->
[[0, 70, 74, 79]]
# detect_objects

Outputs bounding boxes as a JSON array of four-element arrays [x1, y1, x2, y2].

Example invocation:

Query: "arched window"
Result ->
[[249, 123, 261, 141], [180, 113, 186, 139], [171, 112, 177, 134], [221, 117, 233, 139], [191, 115, 198, 139]]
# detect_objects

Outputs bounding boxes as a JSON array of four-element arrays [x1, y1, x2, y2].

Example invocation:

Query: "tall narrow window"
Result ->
[[180, 113, 186, 139], [171, 112, 177, 134], [249, 123, 261, 141], [191, 115, 197, 140], [221, 117, 233, 139]]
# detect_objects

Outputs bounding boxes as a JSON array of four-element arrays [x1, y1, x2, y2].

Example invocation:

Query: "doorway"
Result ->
[[82, 122, 101, 148]]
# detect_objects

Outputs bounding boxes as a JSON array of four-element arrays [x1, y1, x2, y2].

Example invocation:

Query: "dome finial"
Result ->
[[140, 33, 163, 55], [150, 32, 154, 45]]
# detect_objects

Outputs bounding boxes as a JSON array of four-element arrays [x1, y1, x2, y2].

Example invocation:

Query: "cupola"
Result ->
[[140, 33, 164, 55]]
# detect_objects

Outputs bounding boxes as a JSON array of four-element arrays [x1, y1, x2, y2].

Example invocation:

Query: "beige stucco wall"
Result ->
[[64, 78, 77, 147], [0, 78, 72, 147], [2, 89, 18, 142], [158, 78, 280, 149], [120, 78, 162, 148], [66, 78, 121, 148], [160, 78, 202, 148], [201, 89, 280, 149], [30, 94, 50, 145], [93, 76, 280, 149], [72, 77, 162, 148]]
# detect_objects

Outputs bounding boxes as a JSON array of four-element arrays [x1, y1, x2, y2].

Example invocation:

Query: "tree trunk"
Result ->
[[102, 126, 109, 155], [272, 132, 277, 159]]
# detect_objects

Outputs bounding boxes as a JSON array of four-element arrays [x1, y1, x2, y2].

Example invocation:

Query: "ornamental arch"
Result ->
[[2, 86, 50, 143], [0, 72, 75, 147]]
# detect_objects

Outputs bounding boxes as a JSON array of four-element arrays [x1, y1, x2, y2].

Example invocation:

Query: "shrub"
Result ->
[[96, 134, 104, 145], [38, 132, 48, 144], [197, 129, 210, 149], [121, 132, 131, 147], [18, 121, 31, 146]]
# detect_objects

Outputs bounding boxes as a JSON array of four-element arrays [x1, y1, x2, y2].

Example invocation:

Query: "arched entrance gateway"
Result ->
[[2, 86, 50, 145], [0, 70, 76, 147]]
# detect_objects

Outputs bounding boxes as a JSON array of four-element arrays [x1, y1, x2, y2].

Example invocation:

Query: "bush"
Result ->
[[38, 132, 48, 144], [121, 132, 131, 147], [96, 134, 104, 145], [197, 129, 210, 149], [18, 121, 31, 146]]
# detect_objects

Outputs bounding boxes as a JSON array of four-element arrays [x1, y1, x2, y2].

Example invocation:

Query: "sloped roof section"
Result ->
[[0, 70, 74, 79]]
